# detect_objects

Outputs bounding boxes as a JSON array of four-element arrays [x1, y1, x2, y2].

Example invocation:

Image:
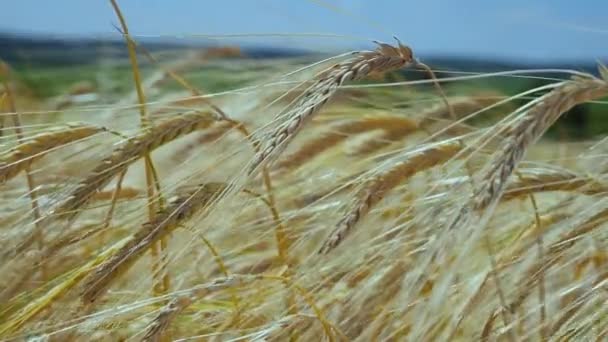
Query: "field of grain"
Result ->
[[2, 3, 608, 341]]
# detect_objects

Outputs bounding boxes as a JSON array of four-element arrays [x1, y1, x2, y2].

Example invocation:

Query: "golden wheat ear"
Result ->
[[248, 43, 417, 176], [472, 76, 608, 213], [53, 112, 219, 221], [319, 140, 464, 254], [81, 182, 226, 304], [0, 124, 105, 185]]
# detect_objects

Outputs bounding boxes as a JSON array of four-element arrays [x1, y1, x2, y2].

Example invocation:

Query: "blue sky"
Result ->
[[1, 0, 607, 61]]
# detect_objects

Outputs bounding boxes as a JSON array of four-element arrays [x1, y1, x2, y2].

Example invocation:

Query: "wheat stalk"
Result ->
[[1, 62, 46, 275], [320, 140, 463, 253], [0, 124, 105, 185], [502, 168, 607, 201], [52, 112, 218, 220], [248, 40, 417, 175], [81, 182, 225, 303], [417, 94, 502, 129]]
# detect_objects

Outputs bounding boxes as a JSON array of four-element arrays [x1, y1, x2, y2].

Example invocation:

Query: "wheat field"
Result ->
[[1, 2, 608, 341]]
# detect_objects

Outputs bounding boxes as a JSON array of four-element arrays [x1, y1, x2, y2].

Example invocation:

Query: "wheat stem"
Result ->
[[1, 63, 45, 279]]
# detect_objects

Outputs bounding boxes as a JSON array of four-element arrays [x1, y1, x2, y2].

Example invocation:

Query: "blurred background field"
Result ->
[[2, 32, 607, 139]]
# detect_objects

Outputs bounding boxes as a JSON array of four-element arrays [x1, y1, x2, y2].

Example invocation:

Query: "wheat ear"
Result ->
[[275, 115, 418, 170], [472, 76, 608, 213], [81, 183, 225, 303], [52, 112, 218, 220], [0, 124, 104, 184], [320, 140, 463, 253], [248, 40, 416, 175]]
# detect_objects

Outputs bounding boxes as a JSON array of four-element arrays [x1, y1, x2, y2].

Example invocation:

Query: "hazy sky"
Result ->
[[1, 0, 607, 61]]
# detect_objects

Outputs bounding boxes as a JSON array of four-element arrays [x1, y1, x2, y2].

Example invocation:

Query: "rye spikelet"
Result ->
[[275, 115, 417, 170], [0, 124, 105, 185], [320, 140, 463, 253], [248, 40, 417, 175], [53, 111, 218, 220], [472, 76, 608, 213], [81, 182, 225, 303]]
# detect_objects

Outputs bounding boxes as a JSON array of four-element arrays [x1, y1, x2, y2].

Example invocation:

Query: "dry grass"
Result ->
[[2, 7, 608, 341]]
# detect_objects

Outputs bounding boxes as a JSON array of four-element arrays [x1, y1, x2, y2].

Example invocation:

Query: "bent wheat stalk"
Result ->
[[320, 140, 463, 253], [248, 40, 417, 175], [53, 112, 218, 220], [0, 124, 105, 185], [449, 75, 608, 231], [1, 63, 45, 271], [417, 95, 503, 129], [81, 183, 225, 303], [474, 76, 608, 212]]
